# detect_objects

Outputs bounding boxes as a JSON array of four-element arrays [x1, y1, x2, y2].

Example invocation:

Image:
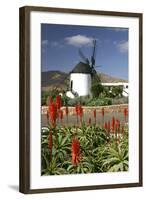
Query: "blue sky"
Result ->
[[41, 24, 128, 80]]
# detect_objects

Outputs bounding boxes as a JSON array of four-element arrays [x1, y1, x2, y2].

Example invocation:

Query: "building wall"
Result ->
[[70, 73, 91, 96]]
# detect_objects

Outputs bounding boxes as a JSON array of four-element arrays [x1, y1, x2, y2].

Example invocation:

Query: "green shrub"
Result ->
[[91, 82, 103, 98], [86, 97, 112, 106]]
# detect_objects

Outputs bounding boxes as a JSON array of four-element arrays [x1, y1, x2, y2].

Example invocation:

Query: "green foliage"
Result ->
[[101, 143, 128, 172], [86, 97, 112, 106], [41, 90, 59, 106], [111, 86, 123, 97], [41, 91, 70, 106], [41, 124, 129, 175], [61, 95, 70, 106], [41, 91, 49, 106], [91, 82, 104, 98], [101, 86, 123, 98]]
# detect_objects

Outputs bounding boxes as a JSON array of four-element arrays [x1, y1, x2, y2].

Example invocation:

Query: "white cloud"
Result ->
[[108, 28, 128, 32], [42, 40, 49, 46], [114, 28, 128, 32], [65, 34, 93, 47], [114, 40, 128, 53], [42, 40, 64, 48], [51, 41, 58, 47]]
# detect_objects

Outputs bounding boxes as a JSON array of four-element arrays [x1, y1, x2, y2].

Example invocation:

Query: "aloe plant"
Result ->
[[41, 123, 128, 175]]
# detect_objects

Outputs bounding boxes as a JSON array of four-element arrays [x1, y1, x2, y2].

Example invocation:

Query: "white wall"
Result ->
[[0, 0, 145, 200], [70, 73, 91, 96]]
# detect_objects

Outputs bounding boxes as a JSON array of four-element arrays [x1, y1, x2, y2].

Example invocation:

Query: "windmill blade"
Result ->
[[92, 39, 96, 58], [91, 39, 97, 67], [78, 49, 89, 64], [90, 67, 97, 78]]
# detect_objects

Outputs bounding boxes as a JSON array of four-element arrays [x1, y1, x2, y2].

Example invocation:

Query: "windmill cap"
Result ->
[[71, 62, 92, 74]]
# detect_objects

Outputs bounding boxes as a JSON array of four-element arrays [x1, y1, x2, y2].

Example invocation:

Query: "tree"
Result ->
[[91, 82, 103, 98]]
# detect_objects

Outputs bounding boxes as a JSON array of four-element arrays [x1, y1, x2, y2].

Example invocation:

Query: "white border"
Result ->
[[30, 11, 139, 189]]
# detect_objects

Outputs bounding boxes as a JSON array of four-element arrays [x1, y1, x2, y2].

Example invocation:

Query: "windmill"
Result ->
[[51, 39, 101, 97]]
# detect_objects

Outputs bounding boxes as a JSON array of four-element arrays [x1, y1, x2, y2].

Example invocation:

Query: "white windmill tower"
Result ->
[[69, 62, 92, 97], [66, 39, 99, 98]]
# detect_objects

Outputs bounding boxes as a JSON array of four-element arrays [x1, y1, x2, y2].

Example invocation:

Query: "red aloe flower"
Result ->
[[48, 131, 53, 160], [79, 106, 83, 118], [75, 104, 83, 116], [111, 116, 115, 132], [116, 119, 120, 132], [65, 106, 69, 116], [101, 107, 105, 125], [58, 110, 63, 122], [93, 109, 96, 118], [48, 102, 57, 126], [56, 95, 61, 110], [48, 96, 53, 106], [122, 125, 125, 136], [93, 109, 96, 124], [104, 122, 108, 130], [75, 104, 83, 124], [65, 106, 69, 124], [101, 107, 105, 117], [88, 118, 91, 125], [71, 138, 81, 165], [124, 107, 128, 122], [108, 121, 110, 133]]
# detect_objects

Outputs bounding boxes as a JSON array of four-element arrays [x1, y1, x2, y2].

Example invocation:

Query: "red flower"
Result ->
[[104, 122, 108, 130], [122, 125, 125, 135], [58, 110, 63, 121], [65, 106, 69, 116], [101, 107, 105, 117], [108, 121, 110, 132], [111, 116, 115, 132], [88, 118, 91, 125], [71, 138, 81, 165], [124, 107, 128, 121], [116, 119, 120, 132], [48, 102, 57, 126], [48, 96, 53, 106], [75, 104, 83, 124], [93, 109, 96, 119], [75, 104, 83, 116], [56, 95, 62, 110], [48, 131, 53, 160], [79, 106, 83, 118]]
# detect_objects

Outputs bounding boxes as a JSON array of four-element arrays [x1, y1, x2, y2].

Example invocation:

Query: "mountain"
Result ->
[[41, 71, 69, 91], [41, 70, 127, 91], [98, 73, 127, 83]]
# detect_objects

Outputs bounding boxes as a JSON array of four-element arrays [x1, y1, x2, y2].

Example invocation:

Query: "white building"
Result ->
[[66, 62, 92, 98], [101, 82, 129, 97]]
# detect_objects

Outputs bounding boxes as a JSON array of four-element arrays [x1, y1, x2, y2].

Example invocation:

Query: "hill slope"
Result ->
[[41, 70, 127, 91]]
